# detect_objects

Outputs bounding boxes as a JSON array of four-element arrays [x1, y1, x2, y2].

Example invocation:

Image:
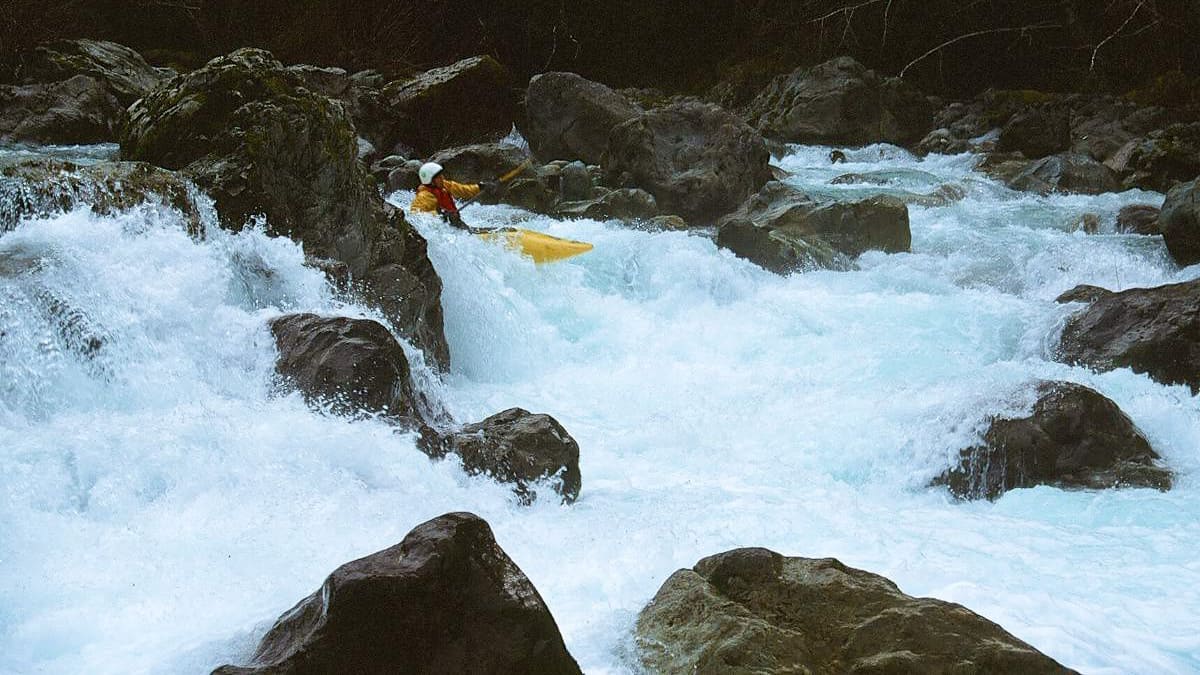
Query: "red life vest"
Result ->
[[418, 184, 459, 215]]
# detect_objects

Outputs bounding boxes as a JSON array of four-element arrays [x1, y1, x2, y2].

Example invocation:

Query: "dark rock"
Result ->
[[523, 72, 642, 164], [745, 56, 932, 146], [604, 101, 771, 223], [0, 157, 207, 236], [1055, 284, 1113, 304], [26, 39, 166, 107], [1008, 152, 1121, 195], [436, 408, 581, 504], [556, 188, 659, 223], [917, 127, 970, 155], [1068, 212, 1101, 234], [360, 221, 449, 370], [1159, 179, 1200, 266], [213, 512, 582, 675], [1110, 122, 1200, 192], [0, 75, 122, 144], [286, 64, 351, 99], [935, 381, 1171, 500], [1116, 204, 1162, 235], [998, 105, 1070, 158], [502, 176, 559, 213], [637, 547, 1075, 675], [716, 182, 910, 273], [1059, 278, 1200, 391], [977, 152, 1033, 185], [385, 161, 422, 193], [428, 142, 531, 187], [1070, 99, 1165, 163], [559, 161, 592, 201], [268, 313, 422, 423], [377, 55, 518, 158], [119, 48, 448, 367]]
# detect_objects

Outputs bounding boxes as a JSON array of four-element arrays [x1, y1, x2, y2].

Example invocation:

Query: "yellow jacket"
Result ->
[[409, 180, 481, 214]]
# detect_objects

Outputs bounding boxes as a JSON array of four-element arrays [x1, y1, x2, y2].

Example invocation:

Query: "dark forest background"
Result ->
[[2, 0, 1197, 98]]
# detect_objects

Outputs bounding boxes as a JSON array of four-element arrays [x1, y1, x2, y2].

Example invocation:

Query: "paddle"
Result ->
[[457, 158, 533, 212]]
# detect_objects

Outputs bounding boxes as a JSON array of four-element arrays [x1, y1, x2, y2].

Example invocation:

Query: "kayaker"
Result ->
[[410, 161, 497, 229]]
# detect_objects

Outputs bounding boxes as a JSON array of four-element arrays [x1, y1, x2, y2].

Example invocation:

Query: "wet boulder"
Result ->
[[1116, 203, 1161, 235], [25, 39, 166, 107], [376, 55, 518, 158], [361, 222, 450, 370], [744, 56, 932, 146], [1159, 179, 1200, 266], [523, 72, 642, 164], [0, 75, 122, 144], [120, 48, 449, 367], [604, 101, 771, 223], [1110, 122, 1200, 192], [637, 547, 1074, 675], [716, 181, 910, 274], [268, 313, 421, 423], [1069, 98, 1165, 164], [998, 105, 1070, 158], [214, 512, 582, 675], [558, 161, 592, 201], [555, 188, 659, 223], [0, 157, 207, 236], [427, 142, 532, 196], [1008, 152, 1120, 195], [1058, 278, 1200, 392], [1055, 284, 1113, 304], [935, 381, 1171, 500], [435, 408, 581, 504], [286, 64, 351, 99]]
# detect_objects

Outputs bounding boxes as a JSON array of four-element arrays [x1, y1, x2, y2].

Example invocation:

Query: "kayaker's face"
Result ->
[[432, 174, 444, 188]]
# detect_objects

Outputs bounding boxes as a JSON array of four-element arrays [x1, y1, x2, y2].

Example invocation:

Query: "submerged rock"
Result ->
[[214, 512, 582, 675], [25, 39, 166, 107], [1058, 278, 1200, 392], [0, 75, 122, 145], [435, 407, 582, 504], [604, 101, 771, 223], [0, 157, 207, 235], [716, 181, 910, 273], [1160, 179, 1200, 266], [268, 313, 421, 424], [744, 56, 932, 146], [523, 72, 642, 165], [637, 547, 1074, 674], [935, 381, 1171, 500], [1116, 203, 1161, 235]]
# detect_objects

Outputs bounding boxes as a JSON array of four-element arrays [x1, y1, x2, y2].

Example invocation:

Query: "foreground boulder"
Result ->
[[24, 39, 166, 107], [637, 547, 1073, 674], [1116, 204, 1161, 235], [120, 48, 447, 366], [604, 101, 771, 223], [935, 381, 1171, 500], [269, 313, 420, 424], [435, 408, 581, 504], [744, 56, 932, 146], [0, 75, 122, 144], [373, 55, 518, 157], [0, 157, 206, 235], [1058, 278, 1200, 392], [716, 181, 910, 273], [523, 72, 642, 164], [1160, 179, 1200, 266], [1008, 152, 1120, 195], [214, 512, 582, 675]]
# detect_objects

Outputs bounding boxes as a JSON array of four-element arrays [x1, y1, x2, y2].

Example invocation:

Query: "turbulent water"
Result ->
[[1, 143, 1198, 674]]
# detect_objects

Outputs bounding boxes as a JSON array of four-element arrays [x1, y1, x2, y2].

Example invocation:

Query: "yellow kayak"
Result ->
[[477, 228, 594, 263]]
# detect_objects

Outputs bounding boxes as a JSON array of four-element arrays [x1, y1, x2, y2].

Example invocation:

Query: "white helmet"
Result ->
[[418, 161, 443, 185]]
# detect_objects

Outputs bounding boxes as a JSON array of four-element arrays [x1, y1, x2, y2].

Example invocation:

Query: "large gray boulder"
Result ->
[[436, 407, 582, 504], [523, 72, 642, 164], [604, 101, 771, 223], [0, 75, 122, 144], [374, 55, 518, 157], [0, 157, 206, 235], [25, 39, 166, 107], [214, 512, 582, 675], [119, 48, 447, 367], [1159, 179, 1200, 266], [998, 105, 1070, 158], [268, 313, 422, 425], [716, 181, 910, 273], [1008, 152, 1121, 195], [1058, 278, 1200, 392], [637, 547, 1075, 675], [744, 56, 932, 146], [935, 381, 1171, 500]]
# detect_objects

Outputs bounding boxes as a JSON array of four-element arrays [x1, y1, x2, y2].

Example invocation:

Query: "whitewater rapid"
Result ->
[[1, 144, 1198, 674]]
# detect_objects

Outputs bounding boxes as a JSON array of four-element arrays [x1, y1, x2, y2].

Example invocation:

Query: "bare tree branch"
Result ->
[[900, 23, 1062, 79], [1090, 1, 1145, 72]]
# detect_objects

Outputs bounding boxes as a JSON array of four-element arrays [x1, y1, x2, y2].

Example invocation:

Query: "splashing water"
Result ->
[[1, 145, 1198, 674]]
